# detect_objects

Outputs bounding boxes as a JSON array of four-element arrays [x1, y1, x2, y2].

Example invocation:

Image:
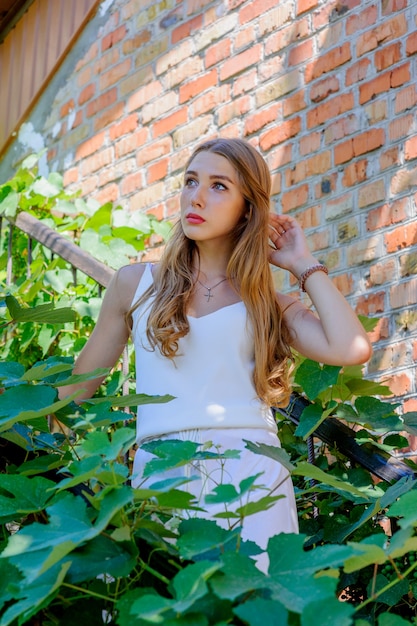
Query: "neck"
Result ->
[[193, 242, 231, 281]]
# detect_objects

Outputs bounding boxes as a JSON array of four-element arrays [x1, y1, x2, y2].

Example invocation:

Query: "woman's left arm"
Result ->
[[269, 213, 373, 366]]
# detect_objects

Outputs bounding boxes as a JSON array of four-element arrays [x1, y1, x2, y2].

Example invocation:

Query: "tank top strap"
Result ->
[[131, 263, 154, 308]]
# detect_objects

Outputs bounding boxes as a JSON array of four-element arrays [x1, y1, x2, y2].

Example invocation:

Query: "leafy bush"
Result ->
[[1, 352, 417, 625], [0, 153, 170, 366]]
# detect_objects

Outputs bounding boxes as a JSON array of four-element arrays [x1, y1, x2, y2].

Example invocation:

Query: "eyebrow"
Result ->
[[185, 169, 235, 184]]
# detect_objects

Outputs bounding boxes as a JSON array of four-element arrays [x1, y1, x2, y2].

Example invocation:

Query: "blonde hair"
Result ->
[[128, 138, 293, 407]]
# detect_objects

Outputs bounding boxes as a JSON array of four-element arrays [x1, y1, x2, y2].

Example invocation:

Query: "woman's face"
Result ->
[[180, 151, 246, 245]]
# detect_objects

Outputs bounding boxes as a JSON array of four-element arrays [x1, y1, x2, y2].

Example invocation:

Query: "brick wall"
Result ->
[[9, 0, 417, 409]]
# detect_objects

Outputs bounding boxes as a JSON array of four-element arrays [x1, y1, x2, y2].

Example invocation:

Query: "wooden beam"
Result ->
[[13, 211, 115, 287]]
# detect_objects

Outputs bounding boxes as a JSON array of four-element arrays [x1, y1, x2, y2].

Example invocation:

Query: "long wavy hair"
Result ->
[[128, 138, 293, 407]]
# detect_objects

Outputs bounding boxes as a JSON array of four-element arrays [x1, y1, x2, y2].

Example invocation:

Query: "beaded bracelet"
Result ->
[[298, 263, 328, 292]]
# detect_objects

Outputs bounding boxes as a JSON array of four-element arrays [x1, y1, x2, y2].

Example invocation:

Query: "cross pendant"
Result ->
[[205, 289, 213, 302]]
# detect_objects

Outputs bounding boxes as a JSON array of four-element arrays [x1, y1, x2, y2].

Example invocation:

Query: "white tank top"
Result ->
[[131, 264, 277, 443]]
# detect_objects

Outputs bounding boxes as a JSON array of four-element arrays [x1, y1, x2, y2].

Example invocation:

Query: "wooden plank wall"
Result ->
[[0, 0, 98, 158]]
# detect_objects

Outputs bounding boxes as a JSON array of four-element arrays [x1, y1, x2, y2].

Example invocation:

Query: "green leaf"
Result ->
[[177, 519, 244, 560], [21, 153, 40, 169], [301, 597, 354, 626], [292, 462, 366, 497], [354, 396, 403, 431], [0, 562, 70, 626], [378, 613, 416, 625], [233, 597, 288, 626], [85, 392, 174, 408], [77, 428, 135, 461], [295, 401, 336, 439], [66, 534, 136, 583], [402, 411, 417, 436], [0, 361, 25, 384], [243, 439, 295, 471], [21, 361, 73, 381], [0, 474, 57, 524], [343, 535, 387, 573], [5, 296, 76, 323], [345, 377, 392, 396], [0, 189, 19, 217], [388, 490, 417, 528], [170, 561, 221, 612], [367, 573, 408, 606], [31, 176, 61, 198], [294, 360, 341, 400], [210, 553, 267, 600], [84, 202, 112, 231]]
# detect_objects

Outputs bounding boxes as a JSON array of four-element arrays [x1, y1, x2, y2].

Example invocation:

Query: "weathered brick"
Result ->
[[307, 93, 354, 129], [342, 160, 367, 187], [289, 39, 314, 67], [325, 193, 353, 221], [78, 84, 95, 106], [345, 58, 371, 86], [81, 147, 114, 176], [102, 24, 127, 52], [369, 259, 397, 286], [179, 69, 218, 104], [259, 3, 292, 35], [395, 86, 417, 113], [76, 132, 106, 161], [205, 39, 231, 67], [338, 218, 359, 242], [94, 102, 124, 132], [400, 252, 417, 277], [385, 222, 417, 253], [109, 114, 138, 141], [299, 132, 321, 156], [281, 184, 309, 213], [172, 15, 203, 44], [375, 42, 401, 71], [390, 278, 417, 309], [265, 19, 309, 55], [305, 43, 351, 82], [259, 117, 301, 150], [346, 237, 380, 265], [153, 109, 188, 138], [356, 14, 407, 57], [239, 0, 277, 23], [191, 85, 231, 118], [358, 179, 386, 209], [285, 151, 331, 185], [324, 114, 358, 144], [405, 135, 417, 160], [255, 71, 300, 107], [406, 32, 417, 56], [310, 76, 339, 103], [244, 104, 280, 136], [86, 88, 117, 118], [218, 96, 251, 127], [366, 198, 407, 231], [283, 90, 307, 117], [346, 5, 378, 35], [129, 181, 165, 211], [296, 0, 318, 14], [220, 45, 262, 81], [99, 59, 132, 91], [127, 81, 163, 112], [389, 113, 414, 141], [172, 116, 212, 148]]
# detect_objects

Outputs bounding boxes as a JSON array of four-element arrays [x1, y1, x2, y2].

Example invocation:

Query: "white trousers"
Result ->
[[132, 428, 299, 572]]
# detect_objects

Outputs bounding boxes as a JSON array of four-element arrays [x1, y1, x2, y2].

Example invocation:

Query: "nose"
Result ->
[[191, 184, 205, 208]]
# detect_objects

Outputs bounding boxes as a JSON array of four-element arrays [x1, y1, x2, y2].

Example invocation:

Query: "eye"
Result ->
[[184, 177, 197, 187], [213, 181, 227, 190]]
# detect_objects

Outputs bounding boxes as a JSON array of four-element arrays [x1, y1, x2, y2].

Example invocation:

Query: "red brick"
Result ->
[[310, 76, 339, 103], [345, 58, 371, 86], [359, 73, 391, 105], [375, 42, 401, 71], [109, 114, 138, 141], [76, 132, 106, 161], [395, 86, 417, 114], [356, 292, 385, 316], [380, 146, 399, 170], [335, 130, 385, 166], [94, 183, 119, 206], [153, 109, 188, 138], [239, 0, 277, 23], [283, 90, 307, 117], [390, 278, 417, 309], [121, 171, 144, 196], [99, 59, 131, 91], [289, 40, 314, 67], [122, 30, 152, 55], [346, 5, 378, 35], [86, 88, 117, 118], [324, 114, 358, 144], [342, 160, 367, 187], [387, 373, 412, 397], [102, 25, 127, 52], [366, 199, 407, 231], [244, 104, 280, 136], [81, 147, 113, 176], [297, 0, 318, 14], [368, 260, 396, 287], [405, 136, 417, 161], [78, 83, 95, 106], [307, 93, 354, 129], [233, 69, 257, 96], [205, 39, 231, 67], [312, 1, 360, 30], [115, 128, 149, 159], [127, 81, 163, 112], [191, 85, 231, 117], [259, 117, 301, 150], [136, 138, 172, 167], [218, 96, 251, 127], [94, 102, 124, 132], [147, 158, 169, 184], [286, 152, 331, 185], [385, 223, 417, 253], [179, 69, 218, 103], [63, 167, 78, 187], [389, 113, 414, 142], [382, 0, 407, 14], [332, 273, 354, 297], [406, 32, 417, 56], [305, 43, 351, 82], [281, 184, 309, 213], [172, 15, 202, 44], [234, 25, 256, 50], [356, 14, 407, 57], [60, 99, 75, 117], [220, 45, 262, 81], [299, 132, 321, 156]]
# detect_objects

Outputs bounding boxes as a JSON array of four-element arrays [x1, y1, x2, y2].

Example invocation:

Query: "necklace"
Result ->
[[197, 277, 228, 302]]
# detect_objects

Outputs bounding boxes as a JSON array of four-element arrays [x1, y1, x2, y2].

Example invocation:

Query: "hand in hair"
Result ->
[[268, 213, 317, 278]]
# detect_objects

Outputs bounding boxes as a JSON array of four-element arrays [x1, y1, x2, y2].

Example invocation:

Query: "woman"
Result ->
[[62, 138, 372, 570]]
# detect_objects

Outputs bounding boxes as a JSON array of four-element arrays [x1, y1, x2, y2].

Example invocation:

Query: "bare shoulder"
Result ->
[[110, 263, 149, 314]]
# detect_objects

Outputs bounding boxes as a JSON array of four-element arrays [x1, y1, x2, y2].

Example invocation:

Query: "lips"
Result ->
[[185, 212, 205, 224]]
